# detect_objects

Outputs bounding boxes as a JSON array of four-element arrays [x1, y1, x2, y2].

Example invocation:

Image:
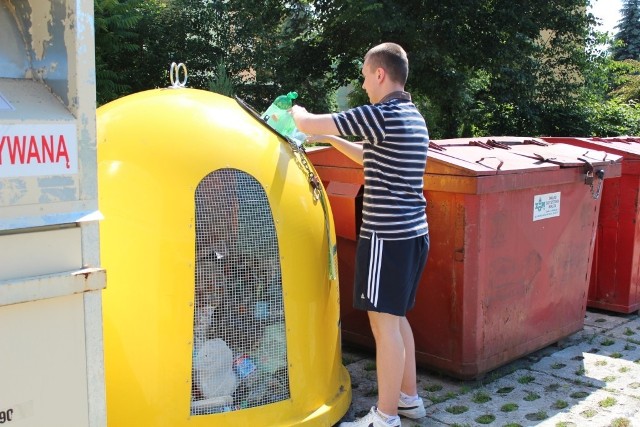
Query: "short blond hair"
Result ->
[[364, 43, 409, 85]]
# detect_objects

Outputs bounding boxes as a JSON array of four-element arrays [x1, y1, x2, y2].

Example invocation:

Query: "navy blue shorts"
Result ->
[[353, 232, 429, 316]]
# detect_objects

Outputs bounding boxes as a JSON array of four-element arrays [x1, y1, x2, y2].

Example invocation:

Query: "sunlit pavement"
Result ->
[[340, 309, 640, 426]]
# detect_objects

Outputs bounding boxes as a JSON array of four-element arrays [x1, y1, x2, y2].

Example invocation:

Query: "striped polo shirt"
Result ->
[[332, 92, 429, 240]]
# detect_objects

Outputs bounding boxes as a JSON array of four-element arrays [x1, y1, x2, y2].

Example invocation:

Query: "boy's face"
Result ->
[[361, 58, 380, 104]]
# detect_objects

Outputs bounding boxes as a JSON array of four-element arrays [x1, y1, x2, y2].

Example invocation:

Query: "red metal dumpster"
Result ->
[[307, 136, 622, 379], [541, 136, 640, 314]]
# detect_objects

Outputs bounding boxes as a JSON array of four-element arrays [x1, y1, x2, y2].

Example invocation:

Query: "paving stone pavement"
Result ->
[[337, 309, 640, 427]]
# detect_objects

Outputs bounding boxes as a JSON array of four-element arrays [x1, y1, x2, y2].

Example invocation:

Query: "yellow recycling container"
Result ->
[[97, 84, 350, 426]]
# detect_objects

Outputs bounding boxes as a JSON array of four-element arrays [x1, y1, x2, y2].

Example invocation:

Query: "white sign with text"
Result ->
[[0, 123, 78, 177], [533, 192, 561, 221]]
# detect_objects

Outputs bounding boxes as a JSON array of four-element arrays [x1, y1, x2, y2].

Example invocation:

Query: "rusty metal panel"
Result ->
[[326, 181, 362, 241], [309, 135, 618, 379], [542, 136, 640, 314]]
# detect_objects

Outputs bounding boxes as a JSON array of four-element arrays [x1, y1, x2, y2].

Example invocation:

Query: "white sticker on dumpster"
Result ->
[[0, 123, 77, 177], [533, 192, 561, 221]]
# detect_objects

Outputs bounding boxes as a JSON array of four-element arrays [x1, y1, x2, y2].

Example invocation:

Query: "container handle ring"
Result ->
[[169, 62, 188, 88]]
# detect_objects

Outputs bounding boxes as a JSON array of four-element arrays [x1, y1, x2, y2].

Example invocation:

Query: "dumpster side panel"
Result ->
[[589, 173, 640, 312], [411, 191, 480, 375], [414, 182, 597, 379]]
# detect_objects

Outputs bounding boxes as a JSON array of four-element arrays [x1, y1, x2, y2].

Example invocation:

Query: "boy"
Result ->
[[291, 42, 430, 427]]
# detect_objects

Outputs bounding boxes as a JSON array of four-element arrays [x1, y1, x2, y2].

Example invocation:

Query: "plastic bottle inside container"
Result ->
[[261, 92, 306, 145]]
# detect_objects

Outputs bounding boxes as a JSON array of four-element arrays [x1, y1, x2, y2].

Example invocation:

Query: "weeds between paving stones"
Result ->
[[517, 374, 535, 384], [611, 417, 632, 427], [496, 386, 514, 395], [545, 383, 561, 392], [500, 402, 519, 412], [552, 399, 569, 409], [474, 414, 495, 424], [570, 390, 589, 399], [525, 410, 548, 421], [599, 396, 617, 408], [423, 383, 443, 392], [445, 404, 468, 414], [471, 391, 491, 403]]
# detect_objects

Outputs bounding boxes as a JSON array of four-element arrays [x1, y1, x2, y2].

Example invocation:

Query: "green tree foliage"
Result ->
[[95, 0, 334, 112], [94, 0, 638, 137], [612, 0, 640, 60], [94, 0, 143, 105], [314, 0, 595, 137]]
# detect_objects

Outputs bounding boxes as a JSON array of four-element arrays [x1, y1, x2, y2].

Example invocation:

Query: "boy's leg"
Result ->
[[368, 311, 404, 416], [399, 316, 418, 395]]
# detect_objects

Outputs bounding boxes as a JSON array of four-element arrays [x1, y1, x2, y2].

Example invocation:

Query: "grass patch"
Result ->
[[497, 386, 514, 394], [552, 399, 569, 409], [619, 366, 630, 373], [503, 424, 522, 427], [523, 392, 540, 401], [472, 391, 491, 404], [623, 327, 635, 336], [581, 408, 597, 418], [574, 367, 586, 376], [555, 422, 577, 427], [545, 383, 561, 392], [518, 374, 535, 384], [610, 352, 623, 358], [475, 414, 495, 424], [599, 396, 617, 408], [603, 375, 617, 383], [551, 362, 566, 369], [458, 385, 473, 395], [570, 391, 589, 399], [423, 383, 443, 392], [594, 360, 608, 366], [611, 417, 632, 427], [363, 361, 376, 371], [445, 405, 469, 414], [601, 338, 615, 346], [525, 410, 548, 421], [429, 391, 458, 404], [628, 338, 640, 345], [500, 403, 519, 412]]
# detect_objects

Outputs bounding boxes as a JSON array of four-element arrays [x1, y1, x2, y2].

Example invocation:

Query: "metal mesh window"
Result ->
[[191, 168, 289, 415]]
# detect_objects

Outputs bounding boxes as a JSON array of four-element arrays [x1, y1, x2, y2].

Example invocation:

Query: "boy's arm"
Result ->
[[307, 134, 364, 165], [291, 106, 364, 165], [290, 105, 339, 135]]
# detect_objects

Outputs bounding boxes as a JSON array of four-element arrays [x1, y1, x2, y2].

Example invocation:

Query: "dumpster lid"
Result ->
[[428, 137, 621, 177], [428, 138, 560, 177], [548, 136, 640, 159]]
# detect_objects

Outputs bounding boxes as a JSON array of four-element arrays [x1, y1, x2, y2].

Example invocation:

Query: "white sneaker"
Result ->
[[339, 407, 400, 427], [397, 396, 426, 419]]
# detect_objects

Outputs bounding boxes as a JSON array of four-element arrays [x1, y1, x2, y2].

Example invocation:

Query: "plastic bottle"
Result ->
[[261, 92, 306, 145]]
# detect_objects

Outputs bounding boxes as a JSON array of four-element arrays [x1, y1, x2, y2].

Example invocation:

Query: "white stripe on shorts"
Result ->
[[367, 233, 384, 307]]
